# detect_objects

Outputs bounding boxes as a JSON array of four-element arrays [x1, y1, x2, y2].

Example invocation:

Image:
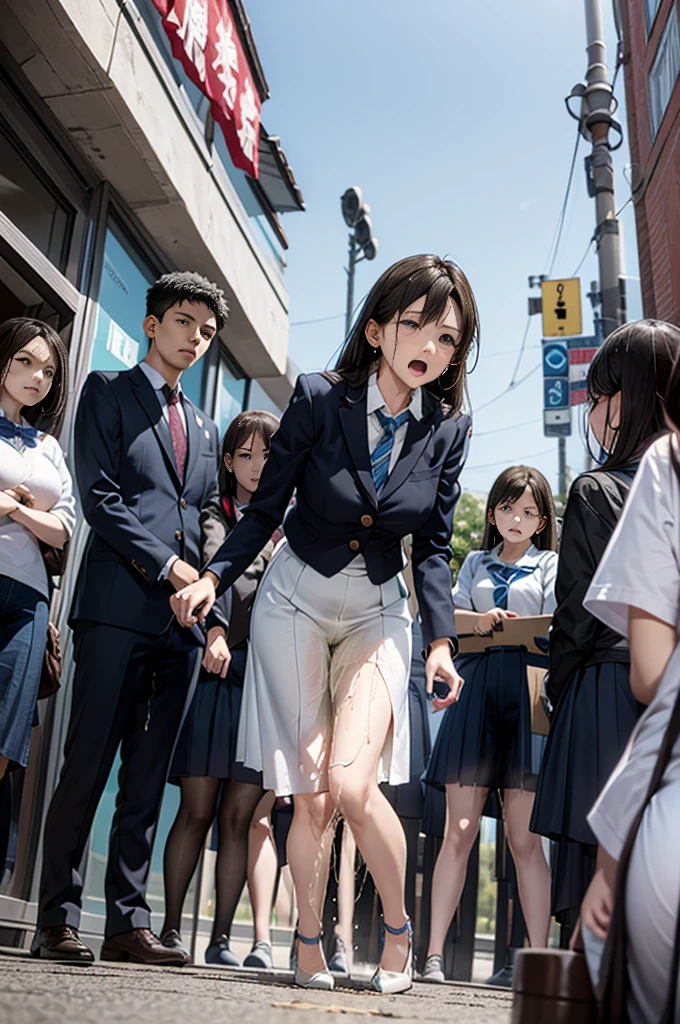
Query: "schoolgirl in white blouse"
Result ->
[[0, 318, 75, 779]]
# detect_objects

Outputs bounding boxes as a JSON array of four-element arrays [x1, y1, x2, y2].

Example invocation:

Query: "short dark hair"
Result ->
[[482, 465, 557, 551], [0, 317, 69, 437], [333, 254, 480, 415], [219, 409, 280, 497], [146, 271, 229, 332], [587, 319, 680, 470]]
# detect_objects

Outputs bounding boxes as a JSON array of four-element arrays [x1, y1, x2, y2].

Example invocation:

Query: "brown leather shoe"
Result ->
[[30, 926, 95, 964], [101, 928, 190, 966]]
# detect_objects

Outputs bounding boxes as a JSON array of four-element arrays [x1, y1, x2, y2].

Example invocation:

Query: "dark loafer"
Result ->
[[101, 928, 189, 966], [205, 935, 240, 966], [30, 926, 95, 964], [243, 940, 273, 969]]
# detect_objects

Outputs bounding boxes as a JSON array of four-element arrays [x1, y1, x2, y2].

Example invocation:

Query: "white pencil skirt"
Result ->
[[236, 543, 412, 796]]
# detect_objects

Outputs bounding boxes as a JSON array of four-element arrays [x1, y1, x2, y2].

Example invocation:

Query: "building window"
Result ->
[[89, 221, 158, 373], [0, 123, 72, 270], [645, 0, 664, 35], [246, 379, 282, 417], [649, 5, 680, 139], [213, 351, 247, 436]]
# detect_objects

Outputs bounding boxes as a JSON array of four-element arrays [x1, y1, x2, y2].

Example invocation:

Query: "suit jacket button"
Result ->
[[175, 529, 183, 542], [348, 539, 360, 552], [360, 514, 373, 528], [180, 498, 187, 510]]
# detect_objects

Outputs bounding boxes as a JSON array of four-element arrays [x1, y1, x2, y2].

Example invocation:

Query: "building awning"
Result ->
[[257, 130, 305, 213]]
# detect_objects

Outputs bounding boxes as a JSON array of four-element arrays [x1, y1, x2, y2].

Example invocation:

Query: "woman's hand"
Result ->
[[5, 484, 35, 508], [170, 573, 218, 626], [475, 608, 518, 635], [426, 638, 465, 711], [577, 862, 615, 942], [0, 491, 19, 517], [202, 626, 231, 678]]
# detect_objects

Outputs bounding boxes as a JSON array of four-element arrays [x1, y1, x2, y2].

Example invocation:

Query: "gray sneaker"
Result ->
[[243, 940, 273, 969], [421, 953, 445, 982]]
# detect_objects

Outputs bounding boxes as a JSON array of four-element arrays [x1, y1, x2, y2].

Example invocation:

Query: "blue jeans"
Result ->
[[0, 575, 49, 767]]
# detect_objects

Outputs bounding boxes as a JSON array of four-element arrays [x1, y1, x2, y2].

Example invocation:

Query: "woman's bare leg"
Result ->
[[503, 789, 551, 947], [247, 791, 277, 944], [329, 662, 409, 973], [426, 784, 489, 957], [335, 824, 357, 950], [287, 790, 336, 974]]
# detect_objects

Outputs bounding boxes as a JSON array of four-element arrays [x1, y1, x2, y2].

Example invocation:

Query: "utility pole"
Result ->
[[340, 187, 378, 338], [568, 0, 625, 339]]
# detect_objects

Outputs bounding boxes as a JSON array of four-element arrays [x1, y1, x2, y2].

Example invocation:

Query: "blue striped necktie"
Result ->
[[371, 407, 411, 493], [486, 561, 538, 609]]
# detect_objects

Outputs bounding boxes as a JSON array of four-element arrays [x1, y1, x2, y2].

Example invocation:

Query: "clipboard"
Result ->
[[456, 615, 551, 656]]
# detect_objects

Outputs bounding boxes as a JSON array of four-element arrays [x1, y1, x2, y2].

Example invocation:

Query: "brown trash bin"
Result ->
[[511, 949, 597, 1024]]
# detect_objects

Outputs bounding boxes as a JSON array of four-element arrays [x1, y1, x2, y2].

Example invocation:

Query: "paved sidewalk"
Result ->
[[0, 954, 513, 1024]]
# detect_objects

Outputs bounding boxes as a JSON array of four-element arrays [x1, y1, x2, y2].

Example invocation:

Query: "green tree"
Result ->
[[450, 491, 487, 584]]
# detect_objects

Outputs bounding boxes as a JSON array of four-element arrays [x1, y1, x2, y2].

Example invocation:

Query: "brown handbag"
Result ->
[[38, 621, 62, 700]]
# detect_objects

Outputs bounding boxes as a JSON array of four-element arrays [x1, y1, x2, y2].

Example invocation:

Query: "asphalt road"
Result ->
[[0, 954, 514, 1024]]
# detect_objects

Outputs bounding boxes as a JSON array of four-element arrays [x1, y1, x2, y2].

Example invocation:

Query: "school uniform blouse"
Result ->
[[454, 543, 557, 617], [583, 435, 680, 860], [0, 410, 76, 598]]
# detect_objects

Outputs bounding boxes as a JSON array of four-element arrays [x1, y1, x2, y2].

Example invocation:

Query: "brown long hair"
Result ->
[[333, 254, 480, 415], [0, 318, 69, 436], [587, 319, 680, 470], [219, 409, 279, 497], [481, 465, 557, 551], [663, 346, 680, 481]]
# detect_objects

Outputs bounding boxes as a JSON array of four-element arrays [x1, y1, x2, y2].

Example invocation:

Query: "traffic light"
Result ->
[[340, 187, 378, 261]]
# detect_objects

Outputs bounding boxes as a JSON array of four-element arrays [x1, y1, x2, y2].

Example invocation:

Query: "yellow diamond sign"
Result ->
[[540, 278, 582, 337]]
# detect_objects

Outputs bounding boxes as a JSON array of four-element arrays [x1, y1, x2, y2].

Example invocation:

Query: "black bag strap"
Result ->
[[598, 677, 680, 1022]]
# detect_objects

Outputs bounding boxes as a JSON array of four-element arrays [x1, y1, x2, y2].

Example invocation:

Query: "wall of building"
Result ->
[[621, 0, 680, 324]]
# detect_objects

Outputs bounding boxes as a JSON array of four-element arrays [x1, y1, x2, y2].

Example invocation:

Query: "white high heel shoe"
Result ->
[[371, 917, 413, 994], [294, 931, 335, 991]]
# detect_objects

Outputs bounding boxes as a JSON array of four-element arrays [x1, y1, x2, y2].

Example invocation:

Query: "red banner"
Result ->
[[151, 0, 261, 178]]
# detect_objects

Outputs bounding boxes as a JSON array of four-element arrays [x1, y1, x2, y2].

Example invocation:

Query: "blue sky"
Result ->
[[247, 0, 641, 498]]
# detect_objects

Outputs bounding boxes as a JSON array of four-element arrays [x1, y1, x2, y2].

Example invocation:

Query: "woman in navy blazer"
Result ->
[[172, 255, 479, 993]]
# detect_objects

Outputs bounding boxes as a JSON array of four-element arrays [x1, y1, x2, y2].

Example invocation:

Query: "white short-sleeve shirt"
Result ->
[[454, 543, 558, 616], [584, 435, 680, 858]]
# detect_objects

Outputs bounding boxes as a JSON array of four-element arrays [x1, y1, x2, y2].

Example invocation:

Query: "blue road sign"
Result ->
[[542, 340, 569, 377], [544, 376, 569, 409]]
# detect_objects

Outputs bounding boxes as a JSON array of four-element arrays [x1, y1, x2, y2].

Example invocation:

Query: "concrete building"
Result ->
[[616, 0, 680, 322], [0, 0, 304, 948]]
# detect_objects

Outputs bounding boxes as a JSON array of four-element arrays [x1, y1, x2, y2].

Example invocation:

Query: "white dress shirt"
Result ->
[[366, 371, 423, 473], [138, 361, 187, 580]]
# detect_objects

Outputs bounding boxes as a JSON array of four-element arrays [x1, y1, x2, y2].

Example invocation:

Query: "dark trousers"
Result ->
[[38, 621, 201, 938]]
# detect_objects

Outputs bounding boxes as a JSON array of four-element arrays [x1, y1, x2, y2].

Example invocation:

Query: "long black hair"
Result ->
[[482, 465, 557, 551], [662, 346, 680, 481], [219, 409, 279, 497], [586, 319, 680, 471], [334, 254, 480, 415], [0, 317, 69, 436]]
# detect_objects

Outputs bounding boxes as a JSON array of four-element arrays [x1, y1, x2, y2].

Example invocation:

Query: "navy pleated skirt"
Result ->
[[424, 646, 546, 798], [0, 576, 49, 768], [530, 660, 641, 845], [170, 644, 261, 785]]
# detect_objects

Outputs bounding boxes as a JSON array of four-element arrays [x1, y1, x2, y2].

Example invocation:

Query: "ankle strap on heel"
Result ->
[[297, 931, 322, 945], [383, 917, 412, 937]]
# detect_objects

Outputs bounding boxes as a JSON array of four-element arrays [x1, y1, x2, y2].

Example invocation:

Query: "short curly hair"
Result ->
[[146, 271, 229, 332]]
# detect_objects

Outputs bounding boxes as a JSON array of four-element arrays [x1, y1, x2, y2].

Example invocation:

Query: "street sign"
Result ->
[[543, 408, 572, 437], [540, 278, 582, 337], [567, 335, 598, 405], [542, 339, 569, 378], [544, 377, 569, 408]]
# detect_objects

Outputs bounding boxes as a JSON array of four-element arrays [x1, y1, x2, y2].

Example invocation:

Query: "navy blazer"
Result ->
[[70, 364, 220, 636], [208, 373, 471, 652]]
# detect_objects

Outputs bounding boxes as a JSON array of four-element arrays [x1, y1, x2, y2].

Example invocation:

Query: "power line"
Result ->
[[463, 445, 555, 472], [571, 234, 596, 278], [290, 312, 345, 327], [546, 131, 581, 277], [474, 417, 542, 437], [473, 362, 541, 414]]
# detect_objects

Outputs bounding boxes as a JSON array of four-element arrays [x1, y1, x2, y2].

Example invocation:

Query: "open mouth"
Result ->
[[408, 359, 427, 377]]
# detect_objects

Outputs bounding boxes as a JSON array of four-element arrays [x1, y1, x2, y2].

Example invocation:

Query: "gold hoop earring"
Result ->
[[438, 362, 463, 391]]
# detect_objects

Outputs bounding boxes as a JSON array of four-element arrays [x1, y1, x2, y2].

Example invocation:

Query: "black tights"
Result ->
[[162, 776, 264, 943]]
